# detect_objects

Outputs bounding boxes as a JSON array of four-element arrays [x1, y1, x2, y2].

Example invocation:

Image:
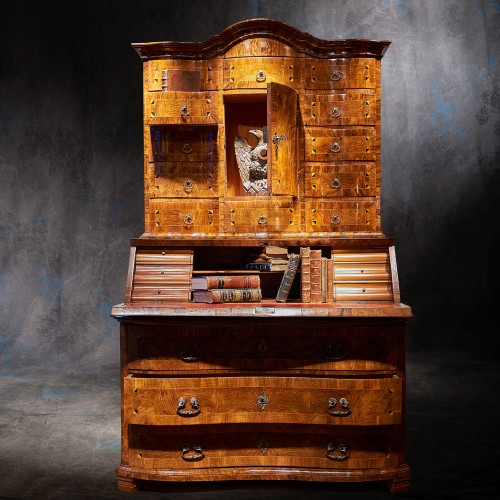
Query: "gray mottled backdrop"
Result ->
[[1, 0, 498, 369]]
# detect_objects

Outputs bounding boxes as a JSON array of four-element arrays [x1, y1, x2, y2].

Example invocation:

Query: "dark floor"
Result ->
[[1, 350, 499, 500]]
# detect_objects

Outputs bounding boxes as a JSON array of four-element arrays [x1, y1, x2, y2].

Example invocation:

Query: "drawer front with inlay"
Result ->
[[149, 162, 219, 198], [304, 59, 378, 89], [303, 127, 377, 162], [302, 162, 376, 197], [128, 424, 397, 470], [299, 91, 377, 126]]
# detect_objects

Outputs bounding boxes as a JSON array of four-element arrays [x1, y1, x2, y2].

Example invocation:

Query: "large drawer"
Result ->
[[149, 200, 219, 235], [304, 58, 378, 89], [127, 424, 399, 470], [146, 91, 220, 125], [148, 162, 219, 198], [303, 127, 377, 162], [304, 200, 379, 233], [302, 162, 377, 197], [223, 57, 300, 89], [299, 91, 377, 126], [223, 199, 301, 233], [125, 322, 400, 375], [123, 376, 402, 426]]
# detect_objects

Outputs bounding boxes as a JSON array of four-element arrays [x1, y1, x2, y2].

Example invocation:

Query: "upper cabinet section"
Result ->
[[135, 19, 390, 238]]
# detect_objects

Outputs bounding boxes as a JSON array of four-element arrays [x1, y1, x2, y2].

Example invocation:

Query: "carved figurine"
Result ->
[[234, 129, 268, 195]]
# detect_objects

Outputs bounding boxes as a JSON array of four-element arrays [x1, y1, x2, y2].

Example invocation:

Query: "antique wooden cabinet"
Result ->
[[112, 19, 412, 493]]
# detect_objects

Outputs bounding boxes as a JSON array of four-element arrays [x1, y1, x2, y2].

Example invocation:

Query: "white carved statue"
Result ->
[[234, 129, 268, 195]]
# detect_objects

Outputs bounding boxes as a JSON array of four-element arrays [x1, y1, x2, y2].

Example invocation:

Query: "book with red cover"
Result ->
[[192, 275, 260, 290]]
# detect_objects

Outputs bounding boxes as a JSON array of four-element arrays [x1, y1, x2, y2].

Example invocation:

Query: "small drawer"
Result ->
[[333, 262, 391, 282], [146, 91, 220, 124], [131, 285, 191, 303], [223, 57, 300, 89], [304, 58, 378, 89], [128, 424, 397, 470], [149, 162, 219, 198], [332, 248, 389, 264], [304, 200, 378, 233], [302, 162, 376, 197], [147, 60, 219, 92], [334, 282, 393, 301], [223, 199, 301, 233], [150, 200, 219, 235], [123, 376, 402, 426], [299, 91, 377, 126], [149, 126, 218, 163], [303, 127, 377, 162]]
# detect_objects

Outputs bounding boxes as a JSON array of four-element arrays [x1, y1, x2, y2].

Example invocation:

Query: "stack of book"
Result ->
[[300, 247, 334, 303], [191, 274, 262, 303], [244, 245, 290, 271]]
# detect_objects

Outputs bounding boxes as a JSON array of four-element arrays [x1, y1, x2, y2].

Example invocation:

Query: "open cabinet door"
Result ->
[[267, 82, 298, 196]]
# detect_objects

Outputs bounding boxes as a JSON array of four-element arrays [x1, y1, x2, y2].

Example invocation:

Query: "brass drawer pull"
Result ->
[[258, 214, 268, 225], [331, 177, 341, 189], [330, 142, 341, 153], [177, 397, 200, 417], [327, 397, 351, 416], [184, 214, 194, 225], [180, 104, 190, 116], [179, 344, 202, 362], [182, 143, 192, 154], [331, 213, 341, 225], [183, 178, 194, 192], [331, 107, 341, 118], [326, 442, 349, 461], [323, 343, 346, 361], [330, 71, 341, 81], [256, 70, 266, 82], [181, 444, 204, 461]]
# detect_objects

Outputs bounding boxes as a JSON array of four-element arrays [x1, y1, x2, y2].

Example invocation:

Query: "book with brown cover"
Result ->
[[300, 247, 311, 303], [327, 258, 335, 303], [310, 249, 322, 303], [276, 253, 301, 303], [191, 275, 260, 290], [320, 257, 328, 303], [192, 288, 262, 303]]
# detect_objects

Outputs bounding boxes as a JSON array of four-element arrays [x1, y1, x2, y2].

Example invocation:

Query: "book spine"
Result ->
[[327, 258, 335, 303], [310, 249, 322, 303], [300, 247, 311, 303], [205, 275, 260, 289], [245, 262, 272, 271], [321, 257, 328, 303], [276, 253, 301, 303], [211, 288, 262, 303]]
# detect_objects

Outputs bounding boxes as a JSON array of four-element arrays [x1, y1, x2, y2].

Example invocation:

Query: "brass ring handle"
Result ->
[[323, 343, 346, 361], [331, 178, 341, 189], [331, 107, 341, 118], [330, 142, 341, 153], [258, 214, 268, 225], [256, 70, 266, 82], [184, 214, 194, 225], [179, 344, 202, 362], [331, 213, 341, 225], [330, 71, 341, 81], [180, 104, 190, 116], [327, 397, 351, 416], [182, 143, 192, 154], [326, 442, 349, 461], [183, 178, 193, 192], [177, 397, 201, 417], [181, 444, 205, 461]]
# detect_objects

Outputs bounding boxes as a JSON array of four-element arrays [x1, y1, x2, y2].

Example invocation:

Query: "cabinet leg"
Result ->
[[117, 476, 139, 493], [387, 476, 410, 493]]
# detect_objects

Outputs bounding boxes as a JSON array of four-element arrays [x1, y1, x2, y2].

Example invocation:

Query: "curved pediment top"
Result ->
[[132, 18, 391, 60]]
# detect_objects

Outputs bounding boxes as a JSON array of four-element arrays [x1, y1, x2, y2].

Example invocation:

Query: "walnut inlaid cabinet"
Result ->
[[112, 19, 412, 493]]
